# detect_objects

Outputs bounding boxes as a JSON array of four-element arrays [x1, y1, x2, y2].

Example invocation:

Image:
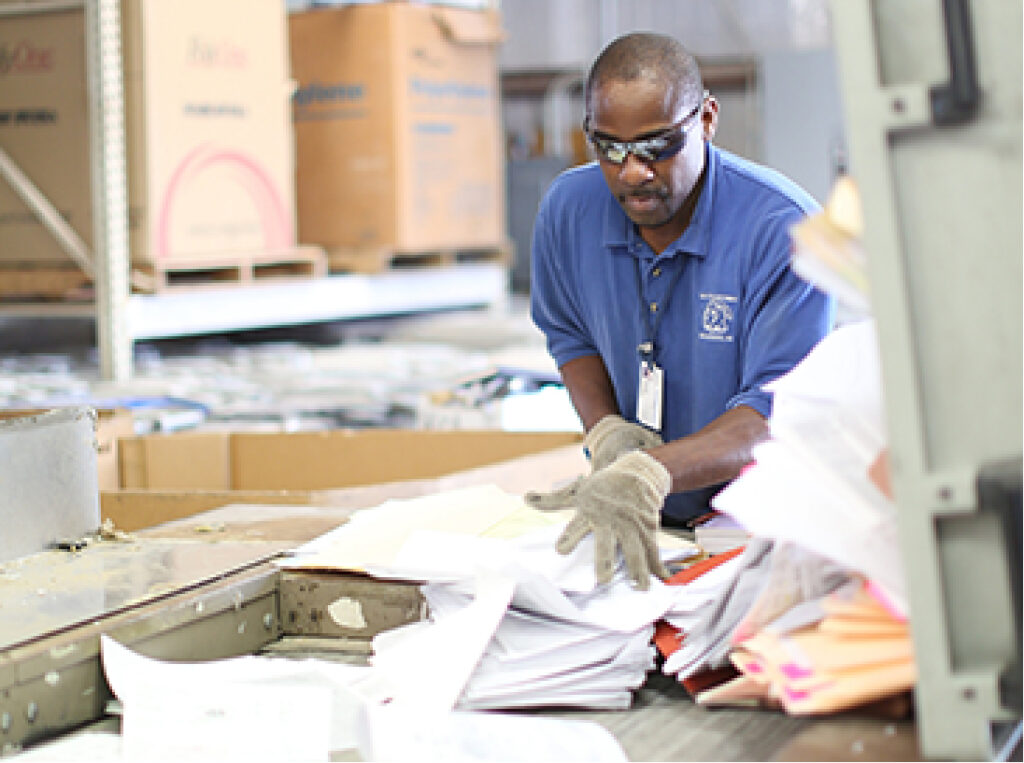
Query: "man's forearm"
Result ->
[[559, 354, 620, 431], [647, 405, 769, 494]]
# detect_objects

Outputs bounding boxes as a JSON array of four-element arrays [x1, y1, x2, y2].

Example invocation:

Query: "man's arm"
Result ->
[[560, 354, 767, 492], [559, 354, 620, 431], [647, 405, 768, 494]]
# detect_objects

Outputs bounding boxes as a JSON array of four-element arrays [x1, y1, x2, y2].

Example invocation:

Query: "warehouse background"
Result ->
[[0, 0, 845, 430]]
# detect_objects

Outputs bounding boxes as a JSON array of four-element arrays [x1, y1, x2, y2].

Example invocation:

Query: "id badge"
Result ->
[[637, 360, 663, 432]]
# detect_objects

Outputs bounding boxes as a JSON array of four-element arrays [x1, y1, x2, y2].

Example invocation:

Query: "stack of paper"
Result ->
[[658, 540, 774, 680], [656, 539, 852, 680], [693, 511, 750, 555], [698, 579, 915, 714], [280, 483, 698, 712], [367, 523, 691, 711], [653, 321, 914, 717], [98, 634, 632, 762], [712, 320, 907, 615], [278, 484, 570, 573]]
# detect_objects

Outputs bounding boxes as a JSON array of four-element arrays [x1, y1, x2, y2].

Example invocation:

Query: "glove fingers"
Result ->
[[555, 514, 591, 555], [591, 525, 617, 585], [525, 478, 582, 511], [617, 529, 652, 590]]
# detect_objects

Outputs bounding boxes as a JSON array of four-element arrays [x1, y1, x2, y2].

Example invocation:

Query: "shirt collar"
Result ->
[[602, 142, 719, 259]]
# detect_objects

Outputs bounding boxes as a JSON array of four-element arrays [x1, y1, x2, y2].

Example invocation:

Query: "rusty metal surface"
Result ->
[[0, 539, 289, 652], [279, 570, 424, 640], [0, 563, 280, 754]]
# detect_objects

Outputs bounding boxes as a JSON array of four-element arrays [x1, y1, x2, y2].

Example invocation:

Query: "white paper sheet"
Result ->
[[120, 682, 332, 762], [712, 320, 908, 615], [14, 730, 122, 762], [100, 636, 372, 758], [278, 484, 539, 572], [359, 704, 628, 762], [370, 574, 515, 711], [284, 482, 697, 582], [713, 443, 906, 614], [375, 527, 681, 632]]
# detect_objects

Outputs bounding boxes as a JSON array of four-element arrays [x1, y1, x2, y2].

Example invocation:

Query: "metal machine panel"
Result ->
[[829, 0, 1022, 759], [0, 407, 100, 564]]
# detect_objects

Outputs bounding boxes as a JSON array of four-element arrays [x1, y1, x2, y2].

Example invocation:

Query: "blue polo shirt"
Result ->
[[530, 143, 835, 523]]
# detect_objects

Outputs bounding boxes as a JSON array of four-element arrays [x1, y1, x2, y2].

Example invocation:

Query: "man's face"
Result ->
[[588, 77, 715, 235]]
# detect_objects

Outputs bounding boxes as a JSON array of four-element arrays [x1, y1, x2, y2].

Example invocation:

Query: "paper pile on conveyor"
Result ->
[[366, 523, 689, 711], [282, 483, 698, 711], [654, 320, 915, 714], [709, 578, 915, 714], [714, 319, 905, 614], [92, 487, 702, 761], [98, 634, 630, 762]]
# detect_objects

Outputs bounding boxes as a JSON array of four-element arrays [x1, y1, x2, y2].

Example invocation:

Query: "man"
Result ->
[[527, 33, 834, 589]]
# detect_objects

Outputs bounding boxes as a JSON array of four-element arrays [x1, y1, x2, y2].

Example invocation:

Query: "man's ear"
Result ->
[[701, 95, 720, 142]]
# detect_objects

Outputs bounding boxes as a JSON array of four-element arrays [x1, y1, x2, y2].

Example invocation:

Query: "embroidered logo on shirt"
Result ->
[[699, 293, 737, 342]]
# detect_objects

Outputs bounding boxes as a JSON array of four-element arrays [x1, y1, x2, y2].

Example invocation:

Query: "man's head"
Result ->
[[585, 33, 718, 248]]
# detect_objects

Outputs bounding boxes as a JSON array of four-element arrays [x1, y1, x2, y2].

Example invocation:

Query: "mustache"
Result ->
[[619, 187, 669, 202]]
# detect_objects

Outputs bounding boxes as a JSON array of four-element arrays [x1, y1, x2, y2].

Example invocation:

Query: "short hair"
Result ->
[[585, 33, 703, 117]]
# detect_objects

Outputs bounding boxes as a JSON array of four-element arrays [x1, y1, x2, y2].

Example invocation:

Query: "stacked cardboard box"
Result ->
[[103, 429, 583, 530], [289, 3, 507, 266], [0, 0, 301, 277]]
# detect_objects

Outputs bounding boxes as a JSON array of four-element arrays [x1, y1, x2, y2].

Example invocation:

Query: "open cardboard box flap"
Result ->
[[117, 429, 582, 491], [432, 6, 504, 45], [105, 430, 587, 532]]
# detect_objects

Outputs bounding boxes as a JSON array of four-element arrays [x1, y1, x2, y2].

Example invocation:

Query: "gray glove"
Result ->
[[525, 450, 672, 590], [584, 414, 663, 472]]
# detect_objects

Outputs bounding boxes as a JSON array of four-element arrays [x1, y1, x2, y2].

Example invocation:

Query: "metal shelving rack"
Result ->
[[0, 0, 509, 382]]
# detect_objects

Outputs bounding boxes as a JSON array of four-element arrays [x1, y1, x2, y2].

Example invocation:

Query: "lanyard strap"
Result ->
[[635, 256, 686, 364]]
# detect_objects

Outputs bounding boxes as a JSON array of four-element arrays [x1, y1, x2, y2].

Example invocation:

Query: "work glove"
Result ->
[[584, 414, 664, 472], [525, 450, 672, 590]]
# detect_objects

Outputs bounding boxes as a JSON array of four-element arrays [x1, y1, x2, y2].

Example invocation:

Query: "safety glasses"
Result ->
[[585, 92, 708, 165]]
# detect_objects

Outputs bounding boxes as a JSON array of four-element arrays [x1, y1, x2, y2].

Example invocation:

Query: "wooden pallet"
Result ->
[[0, 264, 93, 301], [0, 246, 327, 300], [326, 241, 512, 275], [132, 246, 327, 293]]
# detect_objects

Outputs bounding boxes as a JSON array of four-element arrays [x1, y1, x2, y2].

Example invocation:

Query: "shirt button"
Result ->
[[652, 267, 662, 277], [650, 302, 658, 313]]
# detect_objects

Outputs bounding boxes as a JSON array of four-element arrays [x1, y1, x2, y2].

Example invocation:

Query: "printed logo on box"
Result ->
[[408, 77, 490, 100], [0, 109, 57, 126], [0, 41, 54, 75], [186, 36, 248, 69], [292, 81, 366, 122], [409, 77, 492, 116]]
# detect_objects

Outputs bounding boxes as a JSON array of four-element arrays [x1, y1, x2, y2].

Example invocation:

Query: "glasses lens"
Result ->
[[588, 135, 624, 164], [589, 124, 687, 164], [604, 144, 628, 163], [635, 132, 684, 162], [587, 100, 700, 164]]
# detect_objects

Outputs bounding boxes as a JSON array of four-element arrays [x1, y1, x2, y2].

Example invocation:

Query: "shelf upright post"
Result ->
[[84, 0, 131, 381]]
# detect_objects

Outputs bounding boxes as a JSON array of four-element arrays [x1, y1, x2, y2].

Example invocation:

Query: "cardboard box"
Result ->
[[0, 7, 93, 264], [105, 429, 585, 530], [289, 3, 506, 254], [0, 0, 296, 266], [117, 428, 580, 490]]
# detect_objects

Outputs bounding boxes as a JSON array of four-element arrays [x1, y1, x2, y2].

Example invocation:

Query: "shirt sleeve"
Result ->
[[529, 187, 600, 368], [727, 207, 836, 417]]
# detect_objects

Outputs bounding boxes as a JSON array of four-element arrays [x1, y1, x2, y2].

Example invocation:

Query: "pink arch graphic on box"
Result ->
[[156, 144, 293, 259]]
